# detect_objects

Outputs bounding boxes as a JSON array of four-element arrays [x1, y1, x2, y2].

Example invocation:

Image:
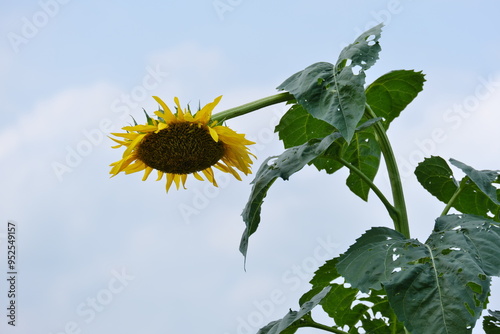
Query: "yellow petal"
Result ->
[[153, 96, 177, 122], [173, 97, 185, 120], [142, 167, 154, 181], [165, 173, 175, 192], [109, 155, 136, 176], [122, 133, 146, 158], [124, 160, 146, 174], [202, 168, 218, 187], [195, 95, 222, 123], [110, 132, 141, 140], [180, 174, 188, 189], [208, 126, 219, 142], [193, 172, 204, 181], [173, 174, 182, 189], [122, 124, 158, 133]]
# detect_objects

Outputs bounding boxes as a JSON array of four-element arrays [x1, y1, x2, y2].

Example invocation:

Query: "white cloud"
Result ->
[[0, 82, 120, 160]]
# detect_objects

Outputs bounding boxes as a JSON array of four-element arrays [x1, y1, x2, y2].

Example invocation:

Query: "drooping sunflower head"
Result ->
[[109, 96, 255, 192]]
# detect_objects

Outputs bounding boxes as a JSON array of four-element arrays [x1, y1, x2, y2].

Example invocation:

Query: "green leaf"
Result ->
[[274, 102, 344, 176], [365, 70, 425, 128], [344, 127, 381, 201], [309, 139, 345, 175], [277, 24, 383, 142], [241, 119, 381, 260], [415, 156, 500, 221], [484, 310, 500, 334], [321, 283, 365, 328], [275, 104, 335, 149], [299, 258, 404, 333], [336, 227, 415, 292], [240, 132, 342, 260], [309, 258, 341, 288], [276, 104, 381, 200], [337, 214, 500, 334], [359, 290, 406, 334], [256, 286, 331, 334], [450, 158, 500, 205]]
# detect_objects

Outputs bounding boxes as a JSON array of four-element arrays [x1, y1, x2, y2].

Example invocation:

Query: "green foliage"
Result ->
[[337, 214, 500, 333], [240, 118, 380, 259], [365, 70, 425, 129], [415, 156, 500, 221], [277, 24, 382, 143], [256, 287, 331, 334], [484, 310, 500, 333], [240, 132, 342, 260], [235, 24, 500, 334]]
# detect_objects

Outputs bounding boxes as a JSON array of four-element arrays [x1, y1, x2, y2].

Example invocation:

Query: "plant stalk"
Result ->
[[303, 321, 349, 334], [365, 104, 410, 238], [211, 92, 294, 122], [440, 178, 467, 216], [339, 158, 399, 222]]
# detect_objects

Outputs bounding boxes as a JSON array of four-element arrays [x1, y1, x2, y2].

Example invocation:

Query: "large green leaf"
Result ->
[[275, 103, 335, 149], [275, 103, 381, 201], [337, 214, 500, 334], [365, 70, 425, 128], [415, 156, 500, 221], [256, 286, 331, 334], [239, 132, 342, 260], [241, 119, 380, 260], [277, 24, 383, 142]]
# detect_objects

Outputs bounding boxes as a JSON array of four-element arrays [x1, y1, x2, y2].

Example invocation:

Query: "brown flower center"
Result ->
[[136, 122, 225, 174]]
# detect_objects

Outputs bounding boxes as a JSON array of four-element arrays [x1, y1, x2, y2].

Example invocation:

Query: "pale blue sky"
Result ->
[[1, 1, 500, 333]]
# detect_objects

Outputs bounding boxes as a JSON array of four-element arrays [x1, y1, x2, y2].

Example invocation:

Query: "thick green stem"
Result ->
[[365, 104, 410, 238], [211, 92, 294, 122], [339, 158, 399, 222], [441, 178, 467, 216]]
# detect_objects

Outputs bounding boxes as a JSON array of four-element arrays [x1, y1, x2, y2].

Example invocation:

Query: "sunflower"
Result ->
[[109, 96, 255, 192]]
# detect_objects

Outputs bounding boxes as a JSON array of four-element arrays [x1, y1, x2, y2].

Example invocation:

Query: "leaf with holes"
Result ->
[[240, 132, 342, 260], [415, 156, 500, 221], [483, 310, 500, 333], [450, 158, 500, 206], [297, 258, 405, 333], [277, 24, 383, 142], [241, 119, 380, 260], [337, 214, 500, 334], [275, 103, 381, 200], [365, 70, 425, 129], [256, 286, 331, 334], [274, 99, 345, 176]]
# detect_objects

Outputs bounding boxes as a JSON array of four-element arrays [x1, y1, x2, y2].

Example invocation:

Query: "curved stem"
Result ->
[[441, 178, 467, 216], [303, 320, 349, 334], [339, 157, 399, 222], [365, 104, 410, 238], [211, 92, 294, 122]]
